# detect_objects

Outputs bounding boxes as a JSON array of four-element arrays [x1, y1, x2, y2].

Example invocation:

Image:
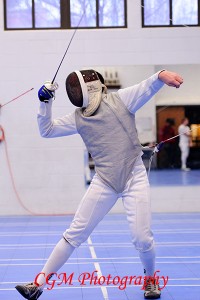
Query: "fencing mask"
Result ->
[[66, 69, 106, 117]]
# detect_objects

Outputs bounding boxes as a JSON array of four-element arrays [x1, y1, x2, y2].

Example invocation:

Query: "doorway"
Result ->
[[156, 105, 200, 169], [156, 106, 184, 169]]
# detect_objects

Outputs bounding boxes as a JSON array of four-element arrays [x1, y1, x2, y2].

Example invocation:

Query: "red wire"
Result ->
[[0, 126, 37, 215], [0, 125, 68, 216], [0, 88, 34, 108]]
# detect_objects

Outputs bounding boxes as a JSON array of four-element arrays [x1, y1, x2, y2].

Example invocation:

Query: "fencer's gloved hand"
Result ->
[[38, 85, 53, 103], [38, 81, 59, 103]]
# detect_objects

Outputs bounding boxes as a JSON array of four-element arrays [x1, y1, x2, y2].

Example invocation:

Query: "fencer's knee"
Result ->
[[63, 225, 91, 248], [133, 235, 154, 252]]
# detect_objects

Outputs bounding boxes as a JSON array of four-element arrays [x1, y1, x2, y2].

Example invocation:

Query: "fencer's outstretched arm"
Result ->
[[37, 99, 77, 138], [118, 70, 183, 114]]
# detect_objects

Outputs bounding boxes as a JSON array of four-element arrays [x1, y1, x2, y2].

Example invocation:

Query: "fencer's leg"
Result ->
[[15, 239, 74, 299], [139, 246, 155, 276], [180, 144, 189, 169], [181, 147, 186, 168], [35, 238, 75, 289], [37, 174, 118, 288], [16, 174, 118, 299], [185, 147, 190, 167], [122, 157, 155, 276], [63, 173, 118, 248]]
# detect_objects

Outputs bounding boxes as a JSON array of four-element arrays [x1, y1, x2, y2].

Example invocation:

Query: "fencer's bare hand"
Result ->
[[158, 70, 183, 88]]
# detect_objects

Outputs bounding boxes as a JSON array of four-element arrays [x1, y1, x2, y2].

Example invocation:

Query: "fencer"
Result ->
[[178, 117, 191, 171], [15, 69, 183, 300]]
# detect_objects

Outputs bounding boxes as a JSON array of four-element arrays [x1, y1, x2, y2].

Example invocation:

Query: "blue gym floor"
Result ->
[[1, 170, 200, 300], [149, 169, 200, 186], [0, 212, 200, 300]]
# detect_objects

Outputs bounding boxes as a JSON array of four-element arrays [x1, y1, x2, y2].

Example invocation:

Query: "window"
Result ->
[[142, 0, 199, 27], [4, 0, 127, 30]]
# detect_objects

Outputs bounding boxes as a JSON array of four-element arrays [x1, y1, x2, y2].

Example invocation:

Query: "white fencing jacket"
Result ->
[[37, 72, 164, 192]]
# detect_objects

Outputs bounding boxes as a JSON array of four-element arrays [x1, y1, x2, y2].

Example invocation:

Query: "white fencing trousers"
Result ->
[[179, 143, 189, 168], [64, 156, 154, 253]]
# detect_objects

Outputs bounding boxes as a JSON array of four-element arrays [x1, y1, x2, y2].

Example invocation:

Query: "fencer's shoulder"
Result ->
[[104, 91, 124, 105], [178, 124, 185, 132]]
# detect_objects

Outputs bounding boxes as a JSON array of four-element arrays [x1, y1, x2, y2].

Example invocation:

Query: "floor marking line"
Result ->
[[1, 284, 200, 291], [2, 278, 200, 285], [1, 241, 200, 247], [87, 236, 109, 300], [1, 228, 200, 236], [1, 255, 200, 261], [2, 261, 200, 267]]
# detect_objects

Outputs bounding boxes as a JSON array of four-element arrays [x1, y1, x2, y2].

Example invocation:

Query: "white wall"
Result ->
[[0, 0, 200, 215], [155, 64, 200, 105]]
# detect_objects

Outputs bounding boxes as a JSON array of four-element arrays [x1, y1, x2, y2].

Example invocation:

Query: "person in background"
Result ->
[[178, 117, 192, 171], [160, 118, 176, 168]]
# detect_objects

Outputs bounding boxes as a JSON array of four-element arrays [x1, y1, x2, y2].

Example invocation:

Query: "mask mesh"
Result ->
[[65, 72, 83, 107]]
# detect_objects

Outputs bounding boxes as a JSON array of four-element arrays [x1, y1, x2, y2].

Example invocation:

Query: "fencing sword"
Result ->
[[51, 8, 86, 84], [146, 125, 200, 176], [1, 8, 86, 108]]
